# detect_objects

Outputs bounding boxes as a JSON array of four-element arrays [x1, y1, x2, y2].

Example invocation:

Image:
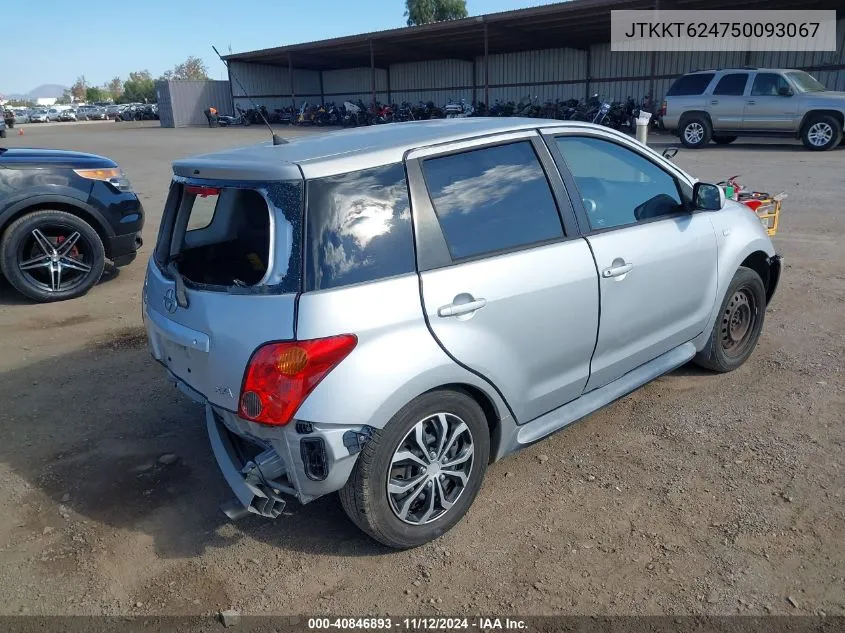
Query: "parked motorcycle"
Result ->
[[217, 106, 252, 127]]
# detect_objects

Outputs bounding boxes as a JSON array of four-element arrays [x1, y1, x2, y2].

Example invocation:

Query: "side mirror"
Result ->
[[693, 182, 725, 211], [778, 86, 793, 96], [662, 147, 679, 160]]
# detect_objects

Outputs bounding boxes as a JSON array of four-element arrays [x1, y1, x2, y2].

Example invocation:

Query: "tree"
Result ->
[[122, 70, 156, 103], [107, 76, 123, 100], [405, 0, 467, 26], [56, 90, 73, 105], [70, 75, 87, 101], [85, 86, 109, 103], [160, 56, 209, 81]]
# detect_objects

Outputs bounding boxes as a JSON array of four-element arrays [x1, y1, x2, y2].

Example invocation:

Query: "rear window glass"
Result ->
[[667, 73, 715, 96], [305, 163, 414, 291], [713, 73, 748, 96]]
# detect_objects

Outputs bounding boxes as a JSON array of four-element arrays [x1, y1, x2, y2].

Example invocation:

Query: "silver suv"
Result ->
[[144, 119, 781, 548], [662, 68, 845, 151]]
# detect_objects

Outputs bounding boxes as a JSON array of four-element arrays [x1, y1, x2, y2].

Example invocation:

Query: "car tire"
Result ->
[[801, 114, 842, 151], [0, 210, 106, 303], [712, 135, 737, 145], [0, 130, 5, 138], [693, 266, 767, 373], [339, 389, 490, 549], [679, 115, 712, 149]]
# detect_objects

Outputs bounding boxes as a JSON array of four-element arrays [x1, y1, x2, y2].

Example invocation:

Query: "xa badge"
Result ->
[[163, 288, 178, 314], [215, 386, 235, 399]]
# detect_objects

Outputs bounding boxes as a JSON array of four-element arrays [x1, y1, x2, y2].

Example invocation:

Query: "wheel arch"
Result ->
[[798, 109, 844, 135], [0, 196, 114, 258], [679, 110, 713, 128], [428, 383, 502, 464]]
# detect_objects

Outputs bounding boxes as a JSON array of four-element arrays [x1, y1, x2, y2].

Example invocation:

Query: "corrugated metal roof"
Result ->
[[224, 0, 844, 70]]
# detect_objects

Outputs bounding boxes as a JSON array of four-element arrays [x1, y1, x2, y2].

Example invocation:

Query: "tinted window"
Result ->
[[667, 73, 715, 96], [556, 136, 683, 230], [422, 141, 563, 260], [305, 163, 414, 291], [751, 73, 790, 96], [713, 73, 749, 96]]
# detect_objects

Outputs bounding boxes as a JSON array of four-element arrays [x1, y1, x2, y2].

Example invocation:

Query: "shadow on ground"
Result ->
[[0, 329, 386, 560], [0, 263, 121, 307]]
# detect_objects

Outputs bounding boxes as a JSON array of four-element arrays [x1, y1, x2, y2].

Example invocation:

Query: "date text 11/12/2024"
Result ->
[[307, 617, 528, 630]]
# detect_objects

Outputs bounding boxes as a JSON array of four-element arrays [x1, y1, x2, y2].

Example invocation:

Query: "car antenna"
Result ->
[[212, 45, 287, 145]]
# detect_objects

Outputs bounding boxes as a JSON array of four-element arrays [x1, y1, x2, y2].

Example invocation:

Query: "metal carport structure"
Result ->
[[223, 0, 845, 112]]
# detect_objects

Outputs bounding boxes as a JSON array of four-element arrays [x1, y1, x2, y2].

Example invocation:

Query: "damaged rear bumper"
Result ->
[[166, 372, 369, 520], [206, 405, 291, 519], [203, 400, 368, 520]]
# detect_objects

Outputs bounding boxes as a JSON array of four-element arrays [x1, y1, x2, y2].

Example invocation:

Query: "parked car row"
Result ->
[[1, 103, 159, 125]]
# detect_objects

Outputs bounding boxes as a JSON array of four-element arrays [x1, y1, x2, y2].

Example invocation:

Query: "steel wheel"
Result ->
[[386, 412, 474, 525], [17, 224, 95, 294], [684, 122, 704, 145], [720, 287, 758, 358], [807, 122, 834, 148]]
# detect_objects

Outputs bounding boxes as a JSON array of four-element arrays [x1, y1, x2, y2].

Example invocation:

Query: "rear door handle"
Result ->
[[438, 298, 487, 317], [602, 263, 633, 278], [746, 100, 756, 105], [710, 100, 719, 105]]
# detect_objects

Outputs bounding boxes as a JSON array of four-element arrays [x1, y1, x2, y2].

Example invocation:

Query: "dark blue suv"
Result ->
[[0, 147, 144, 302]]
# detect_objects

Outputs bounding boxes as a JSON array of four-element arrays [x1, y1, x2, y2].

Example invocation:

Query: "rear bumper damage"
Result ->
[[166, 372, 367, 520]]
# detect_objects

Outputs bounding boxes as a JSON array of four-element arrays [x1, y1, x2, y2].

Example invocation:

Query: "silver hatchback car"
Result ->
[[144, 119, 781, 548]]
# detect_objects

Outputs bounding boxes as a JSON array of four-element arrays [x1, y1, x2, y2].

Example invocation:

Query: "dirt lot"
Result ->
[[0, 122, 842, 619]]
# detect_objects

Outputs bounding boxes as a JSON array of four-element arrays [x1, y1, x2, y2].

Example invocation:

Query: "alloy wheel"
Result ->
[[386, 412, 475, 525], [684, 122, 704, 144], [807, 122, 834, 147], [17, 225, 94, 294]]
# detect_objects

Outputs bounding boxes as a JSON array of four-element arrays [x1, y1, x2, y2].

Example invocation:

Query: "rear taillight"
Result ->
[[659, 100, 667, 116], [239, 335, 357, 426]]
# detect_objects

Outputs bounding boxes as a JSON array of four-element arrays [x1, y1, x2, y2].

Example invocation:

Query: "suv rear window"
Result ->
[[305, 163, 414, 291], [667, 73, 715, 96]]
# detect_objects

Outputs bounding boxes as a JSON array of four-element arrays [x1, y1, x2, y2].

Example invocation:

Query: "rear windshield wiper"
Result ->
[[164, 256, 189, 309]]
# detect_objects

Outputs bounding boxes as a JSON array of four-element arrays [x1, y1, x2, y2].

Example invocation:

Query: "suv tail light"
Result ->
[[239, 335, 357, 426], [659, 100, 667, 116]]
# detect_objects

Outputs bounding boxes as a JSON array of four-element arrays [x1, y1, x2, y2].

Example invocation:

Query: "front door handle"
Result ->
[[602, 263, 633, 278], [438, 297, 487, 317], [746, 100, 756, 105]]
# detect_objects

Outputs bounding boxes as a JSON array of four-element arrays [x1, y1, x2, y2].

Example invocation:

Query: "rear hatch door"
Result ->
[[144, 176, 303, 411]]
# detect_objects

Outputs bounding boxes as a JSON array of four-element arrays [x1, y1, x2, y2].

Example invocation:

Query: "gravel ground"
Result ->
[[0, 122, 842, 618]]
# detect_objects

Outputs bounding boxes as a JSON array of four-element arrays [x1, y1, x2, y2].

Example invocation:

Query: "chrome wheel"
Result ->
[[807, 122, 834, 147], [386, 412, 474, 525], [17, 226, 94, 294], [720, 288, 758, 358], [683, 122, 704, 145]]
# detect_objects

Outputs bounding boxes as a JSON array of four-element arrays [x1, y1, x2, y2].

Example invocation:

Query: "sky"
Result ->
[[1, 0, 561, 96]]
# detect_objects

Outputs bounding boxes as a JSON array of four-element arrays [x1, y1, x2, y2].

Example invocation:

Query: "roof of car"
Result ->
[[686, 67, 795, 74], [174, 118, 610, 181]]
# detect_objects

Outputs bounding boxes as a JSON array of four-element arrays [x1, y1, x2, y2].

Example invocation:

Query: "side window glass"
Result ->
[[713, 73, 749, 96], [751, 73, 789, 96], [666, 73, 715, 96], [305, 163, 414, 291], [422, 141, 563, 260], [556, 136, 683, 230]]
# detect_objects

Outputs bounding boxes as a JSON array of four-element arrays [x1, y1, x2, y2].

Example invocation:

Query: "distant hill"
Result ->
[[2, 84, 68, 101], [28, 84, 68, 99]]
